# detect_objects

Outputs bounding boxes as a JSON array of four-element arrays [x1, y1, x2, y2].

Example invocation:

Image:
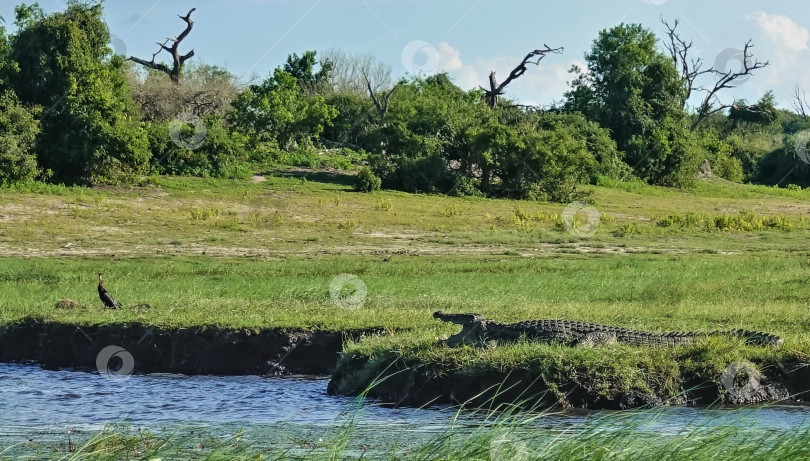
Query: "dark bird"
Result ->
[[98, 273, 123, 309]]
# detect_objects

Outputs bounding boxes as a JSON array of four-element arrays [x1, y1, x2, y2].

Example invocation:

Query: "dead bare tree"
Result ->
[[662, 19, 712, 107], [321, 49, 392, 97], [662, 19, 769, 130], [128, 8, 197, 84], [692, 41, 768, 129], [792, 85, 809, 121], [362, 69, 400, 124], [482, 45, 563, 109]]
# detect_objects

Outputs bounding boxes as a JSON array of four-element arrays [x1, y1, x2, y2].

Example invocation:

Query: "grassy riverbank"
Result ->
[[1, 172, 809, 406]]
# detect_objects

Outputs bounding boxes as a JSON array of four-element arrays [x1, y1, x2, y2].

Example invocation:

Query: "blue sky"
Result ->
[[3, 0, 810, 110]]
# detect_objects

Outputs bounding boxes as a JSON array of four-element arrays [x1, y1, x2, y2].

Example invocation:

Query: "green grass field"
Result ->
[[1, 171, 809, 404]]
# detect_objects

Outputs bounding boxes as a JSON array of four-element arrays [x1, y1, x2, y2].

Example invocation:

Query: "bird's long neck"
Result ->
[[98, 275, 103, 287]]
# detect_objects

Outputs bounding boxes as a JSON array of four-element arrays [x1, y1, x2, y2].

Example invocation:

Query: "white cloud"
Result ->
[[747, 12, 809, 51], [745, 12, 810, 96], [436, 41, 580, 106]]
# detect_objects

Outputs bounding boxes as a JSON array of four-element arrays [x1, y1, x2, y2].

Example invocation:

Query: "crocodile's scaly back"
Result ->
[[433, 312, 783, 348]]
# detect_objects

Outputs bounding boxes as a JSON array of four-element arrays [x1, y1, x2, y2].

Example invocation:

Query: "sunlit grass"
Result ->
[[1, 252, 809, 335], [0, 172, 809, 260]]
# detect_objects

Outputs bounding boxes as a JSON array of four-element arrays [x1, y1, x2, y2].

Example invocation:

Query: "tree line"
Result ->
[[1, 1, 808, 201]]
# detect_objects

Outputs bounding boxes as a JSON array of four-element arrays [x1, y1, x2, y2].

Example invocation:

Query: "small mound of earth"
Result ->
[[55, 299, 78, 310], [699, 159, 713, 176]]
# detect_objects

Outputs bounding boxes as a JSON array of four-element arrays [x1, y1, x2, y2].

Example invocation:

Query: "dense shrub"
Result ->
[[354, 167, 381, 192], [146, 116, 250, 179], [626, 118, 701, 188], [322, 93, 376, 149], [755, 132, 810, 188], [724, 124, 783, 181], [0, 91, 40, 183], [230, 68, 337, 150], [530, 112, 629, 182], [450, 176, 483, 197], [376, 154, 455, 194], [495, 124, 596, 202], [698, 132, 744, 183]]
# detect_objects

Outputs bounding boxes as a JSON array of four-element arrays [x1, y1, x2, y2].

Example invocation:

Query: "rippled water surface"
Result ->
[[1, 363, 809, 457]]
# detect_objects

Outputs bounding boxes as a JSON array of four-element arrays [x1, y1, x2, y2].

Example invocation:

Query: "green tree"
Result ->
[[145, 115, 250, 179], [480, 120, 597, 202], [0, 91, 41, 183], [230, 68, 337, 150], [0, 16, 17, 90], [322, 93, 376, 148], [626, 117, 701, 187], [565, 24, 698, 187], [372, 74, 489, 194], [284, 50, 332, 95], [529, 112, 628, 182], [729, 91, 779, 126], [9, 1, 149, 183]]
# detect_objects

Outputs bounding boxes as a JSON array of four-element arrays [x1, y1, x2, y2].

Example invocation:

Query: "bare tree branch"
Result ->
[[662, 18, 713, 106], [691, 40, 768, 130], [321, 49, 392, 97], [793, 85, 809, 120], [660, 18, 769, 130], [128, 8, 197, 84], [363, 68, 400, 123], [482, 45, 563, 108]]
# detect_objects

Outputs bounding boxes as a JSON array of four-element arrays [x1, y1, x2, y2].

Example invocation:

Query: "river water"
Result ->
[[1, 363, 809, 458]]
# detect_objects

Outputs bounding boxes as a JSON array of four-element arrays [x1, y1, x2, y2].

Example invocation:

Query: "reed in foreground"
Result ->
[[7, 403, 807, 460]]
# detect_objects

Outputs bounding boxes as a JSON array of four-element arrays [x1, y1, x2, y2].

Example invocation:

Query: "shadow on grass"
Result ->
[[265, 168, 357, 188]]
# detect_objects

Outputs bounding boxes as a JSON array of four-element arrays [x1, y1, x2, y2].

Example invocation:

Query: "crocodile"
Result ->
[[433, 311, 784, 348]]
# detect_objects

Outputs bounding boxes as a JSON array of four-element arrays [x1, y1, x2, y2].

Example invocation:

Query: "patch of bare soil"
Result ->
[[360, 231, 430, 240], [0, 235, 738, 259]]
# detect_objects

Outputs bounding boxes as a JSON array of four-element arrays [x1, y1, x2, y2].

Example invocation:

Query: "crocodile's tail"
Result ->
[[711, 330, 784, 347], [612, 329, 783, 347]]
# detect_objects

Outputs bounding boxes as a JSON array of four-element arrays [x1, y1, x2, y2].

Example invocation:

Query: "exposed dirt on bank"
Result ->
[[327, 353, 810, 410], [0, 320, 380, 376]]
